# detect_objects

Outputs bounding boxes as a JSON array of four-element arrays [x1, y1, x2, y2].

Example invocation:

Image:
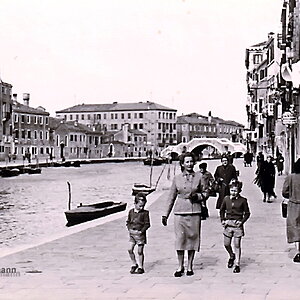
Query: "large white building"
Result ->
[[56, 101, 177, 151]]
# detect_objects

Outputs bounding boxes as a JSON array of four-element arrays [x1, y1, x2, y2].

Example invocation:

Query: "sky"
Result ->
[[0, 0, 283, 125]]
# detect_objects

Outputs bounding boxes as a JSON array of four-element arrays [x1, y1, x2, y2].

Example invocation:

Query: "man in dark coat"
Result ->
[[214, 156, 238, 209]]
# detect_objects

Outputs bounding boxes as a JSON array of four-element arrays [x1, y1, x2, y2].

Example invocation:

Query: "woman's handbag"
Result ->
[[208, 180, 220, 197], [281, 201, 288, 218], [201, 205, 209, 220]]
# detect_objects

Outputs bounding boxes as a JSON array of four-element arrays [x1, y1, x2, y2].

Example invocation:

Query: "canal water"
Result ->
[[0, 161, 177, 251]]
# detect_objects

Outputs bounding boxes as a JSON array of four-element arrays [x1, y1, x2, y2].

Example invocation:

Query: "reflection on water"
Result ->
[[0, 161, 175, 249]]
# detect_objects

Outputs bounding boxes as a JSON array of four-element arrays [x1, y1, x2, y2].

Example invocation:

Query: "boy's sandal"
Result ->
[[227, 254, 235, 268], [136, 268, 145, 274], [233, 265, 240, 273], [130, 264, 138, 274]]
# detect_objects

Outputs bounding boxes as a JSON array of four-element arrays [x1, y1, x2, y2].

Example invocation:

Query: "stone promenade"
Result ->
[[0, 160, 299, 300]]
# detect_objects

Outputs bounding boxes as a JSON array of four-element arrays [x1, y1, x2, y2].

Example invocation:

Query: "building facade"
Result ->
[[0, 80, 13, 161], [245, 32, 282, 158], [246, 1, 300, 173], [177, 112, 244, 144], [12, 94, 51, 162], [55, 101, 177, 153]]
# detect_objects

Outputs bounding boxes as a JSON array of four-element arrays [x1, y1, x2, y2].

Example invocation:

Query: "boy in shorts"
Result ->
[[126, 192, 150, 274], [220, 180, 250, 273]]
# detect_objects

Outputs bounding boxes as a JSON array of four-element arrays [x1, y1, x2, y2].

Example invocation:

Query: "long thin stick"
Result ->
[[155, 164, 166, 189], [67, 181, 71, 210], [149, 158, 153, 187]]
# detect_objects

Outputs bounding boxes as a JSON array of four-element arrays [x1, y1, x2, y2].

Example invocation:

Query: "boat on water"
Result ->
[[27, 167, 42, 174], [143, 157, 164, 166], [65, 201, 127, 226], [0, 168, 20, 177], [64, 181, 127, 226], [132, 183, 155, 196]]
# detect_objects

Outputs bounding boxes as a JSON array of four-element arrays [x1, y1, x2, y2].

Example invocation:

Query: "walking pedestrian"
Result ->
[[282, 158, 300, 263], [220, 180, 251, 273], [126, 192, 151, 274], [162, 152, 208, 277], [256, 152, 264, 171], [214, 156, 238, 209], [199, 162, 214, 219], [255, 155, 276, 202], [243, 150, 253, 167], [276, 152, 284, 176]]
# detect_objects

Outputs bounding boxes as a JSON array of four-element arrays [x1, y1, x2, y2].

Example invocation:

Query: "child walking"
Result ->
[[126, 192, 150, 274], [220, 180, 250, 273]]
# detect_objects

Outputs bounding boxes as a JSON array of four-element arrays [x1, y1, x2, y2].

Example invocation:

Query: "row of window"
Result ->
[[13, 146, 52, 156], [14, 129, 49, 140], [14, 114, 49, 125], [61, 111, 176, 121], [157, 133, 176, 140]]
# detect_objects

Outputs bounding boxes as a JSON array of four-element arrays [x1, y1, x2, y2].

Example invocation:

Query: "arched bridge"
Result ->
[[161, 138, 247, 158]]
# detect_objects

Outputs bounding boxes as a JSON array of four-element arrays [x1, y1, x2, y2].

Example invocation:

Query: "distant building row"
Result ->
[[0, 83, 244, 161]]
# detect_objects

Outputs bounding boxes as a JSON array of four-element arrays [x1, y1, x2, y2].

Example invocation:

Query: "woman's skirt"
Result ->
[[287, 201, 300, 243], [174, 214, 201, 251]]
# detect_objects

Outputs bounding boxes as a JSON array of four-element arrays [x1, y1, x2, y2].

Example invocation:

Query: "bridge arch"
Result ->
[[161, 138, 247, 159]]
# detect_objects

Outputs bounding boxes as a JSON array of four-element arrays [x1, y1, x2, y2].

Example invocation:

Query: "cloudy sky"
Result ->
[[0, 0, 283, 124]]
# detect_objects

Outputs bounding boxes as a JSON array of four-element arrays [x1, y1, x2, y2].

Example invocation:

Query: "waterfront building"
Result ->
[[177, 112, 244, 143], [0, 79, 13, 161], [12, 94, 51, 162], [49, 118, 102, 160], [55, 101, 177, 153]]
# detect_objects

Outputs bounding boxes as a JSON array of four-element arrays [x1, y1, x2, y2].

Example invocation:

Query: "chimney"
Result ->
[[12, 93, 17, 101], [23, 93, 30, 106], [208, 111, 212, 123]]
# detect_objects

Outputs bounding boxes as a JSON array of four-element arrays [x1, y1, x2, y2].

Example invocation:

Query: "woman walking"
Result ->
[[256, 155, 276, 202], [162, 152, 208, 277], [214, 156, 238, 209], [282, 158, 300, 263]]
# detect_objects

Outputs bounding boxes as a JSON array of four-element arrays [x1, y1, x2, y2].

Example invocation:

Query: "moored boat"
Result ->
[[132, 183, 155, 196], [0, 168, 20, 177], [65, 201, 127, 226], [143, 157, 164, 166]]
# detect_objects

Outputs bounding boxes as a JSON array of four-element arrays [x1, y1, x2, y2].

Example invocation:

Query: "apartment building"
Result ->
[[245, 32, 281, 156], [177, 112, 244, 143], [12, 94, 51, 161], [56, 101, 177, 152], [0, 79, 13, 160]]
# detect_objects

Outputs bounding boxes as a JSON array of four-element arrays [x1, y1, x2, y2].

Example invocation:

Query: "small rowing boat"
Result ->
[[65, 201, 127, 226], [64, 181, 127, 226]]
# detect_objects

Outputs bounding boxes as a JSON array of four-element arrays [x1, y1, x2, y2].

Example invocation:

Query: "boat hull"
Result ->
[[64, 201, 127, 226], [132, 184, 155, 196]]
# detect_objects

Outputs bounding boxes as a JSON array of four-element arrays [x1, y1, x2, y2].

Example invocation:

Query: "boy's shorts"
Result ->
[[129, 231, 147, 245], [223, 220, 244, 238]]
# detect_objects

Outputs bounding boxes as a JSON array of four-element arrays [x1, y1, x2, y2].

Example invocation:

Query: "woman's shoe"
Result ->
[[227, 254, 235, 268], [186, 270, 194, 276], [130, 264, 138, 274], [293, 253, 300, 263], [233, 265, 240, 273], [174, 268, 184, 277]]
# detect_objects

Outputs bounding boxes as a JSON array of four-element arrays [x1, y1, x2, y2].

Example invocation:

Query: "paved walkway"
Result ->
[[0, 160, 299, 299]]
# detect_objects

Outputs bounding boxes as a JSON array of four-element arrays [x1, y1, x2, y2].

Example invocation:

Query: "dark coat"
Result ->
[[214, 164, 237, 209], [258, 161, 276, 193]]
